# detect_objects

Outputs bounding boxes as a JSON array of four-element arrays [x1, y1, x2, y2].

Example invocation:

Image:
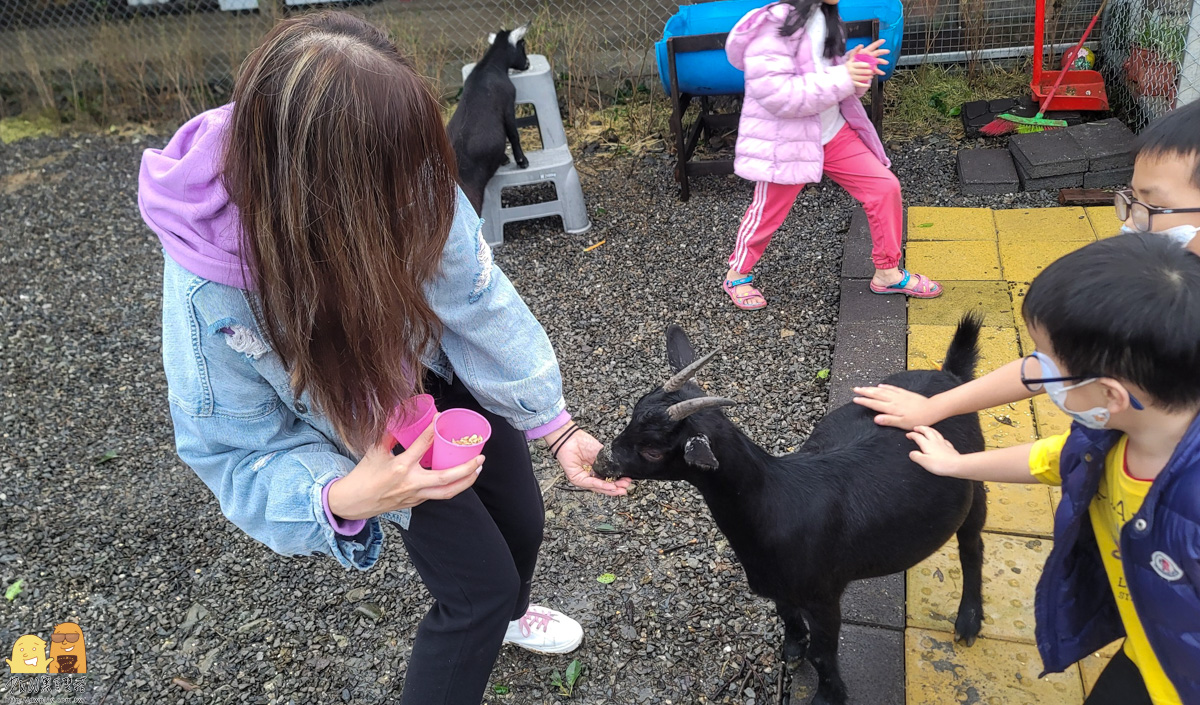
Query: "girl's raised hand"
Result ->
[[846, 60, 874, 89]]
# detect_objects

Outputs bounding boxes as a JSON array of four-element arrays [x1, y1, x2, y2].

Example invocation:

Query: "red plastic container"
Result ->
[[1031, 0, 1108, 111]]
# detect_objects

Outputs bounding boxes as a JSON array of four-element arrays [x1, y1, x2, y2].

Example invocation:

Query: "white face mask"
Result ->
[[1120, 223, 1198, 246], [1030, 352, 1113, 430]]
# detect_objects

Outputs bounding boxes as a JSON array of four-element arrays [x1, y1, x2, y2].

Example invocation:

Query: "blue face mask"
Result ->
[[1120, 223, 1198, 246], [1028, 352, 1143, 430]]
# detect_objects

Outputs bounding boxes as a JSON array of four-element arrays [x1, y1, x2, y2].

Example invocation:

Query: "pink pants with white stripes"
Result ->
[[728, 125, 903, 274]]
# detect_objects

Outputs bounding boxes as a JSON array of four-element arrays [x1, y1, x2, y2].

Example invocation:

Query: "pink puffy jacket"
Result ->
[[726, 2, 889, 185]]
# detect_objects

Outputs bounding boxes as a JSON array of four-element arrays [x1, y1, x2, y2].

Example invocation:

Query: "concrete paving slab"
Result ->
[[1009, 131, 1089, 178], [843, 208, 879, 279], [981, 399, 1038, 450], [829, 319, 907, 407], [994, 207, 1096, 242], [999, 239, 1088, 282], [842, 573, 905, 629], [1085, 206, 1124, 237], [907, 533, 1051, 644], [1066, 119, 1136, 172], [908, 325, 1020, 377], [838, 283, 907, 325], [907, 207, 997, 241], [958, 149, 1020, 196], [909, 281, 1011, 327], [906, 240, 1002, 281], [1017, 166, 1085, 192], [906, 628, 1084, 705], [1084, 168, 1133, 189], [838, 623, 905, 705], [1033, 394, 1072, 438], [984, 481, 1056, 537]]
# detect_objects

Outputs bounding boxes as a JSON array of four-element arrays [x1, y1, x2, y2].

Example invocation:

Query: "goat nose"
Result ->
[[593, 448, 613, 477]]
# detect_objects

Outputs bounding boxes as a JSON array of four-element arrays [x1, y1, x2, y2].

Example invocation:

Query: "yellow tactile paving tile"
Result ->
[[906, 628, 1084, 705], [1085, 206, 1124, 238], [984, 482, 1055, 538], [907, 533, 1050, 644], [1033, 395, 1072, 439], [981, 400, 1037, 450], [908, 207, 997, 241], [1079, 641, 1123, 695], [999, 239, 1090, 283], [909, 281, 1013, 327], [908, 325, 1020, 377], [906, 240, 1002, 281], [994, 207, 1097, 242]]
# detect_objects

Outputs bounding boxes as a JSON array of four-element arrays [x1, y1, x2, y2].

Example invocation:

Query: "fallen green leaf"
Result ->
[[594, 523, 617, 532], [5, 579, 24, 601], [597, 573, 616, 584], [949, 106, 962, 117], [550, 670, 565, 695], [493, 685, 510, 695], [94, 450, 119, 465], [566, 659, 583, 688], [816, 368, 831, 380], [917, 223, 935, 228]]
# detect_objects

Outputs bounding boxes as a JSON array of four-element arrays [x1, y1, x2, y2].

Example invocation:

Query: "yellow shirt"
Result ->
[[1030, 433, 1182, 705]]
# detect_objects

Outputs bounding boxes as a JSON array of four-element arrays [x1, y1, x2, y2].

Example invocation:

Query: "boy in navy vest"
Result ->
[[892, 233, 1200, 704]]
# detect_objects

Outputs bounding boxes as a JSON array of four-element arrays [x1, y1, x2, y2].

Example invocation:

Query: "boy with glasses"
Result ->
[[1114, 99, 1200, 251], [859, 233, 1200, 704]]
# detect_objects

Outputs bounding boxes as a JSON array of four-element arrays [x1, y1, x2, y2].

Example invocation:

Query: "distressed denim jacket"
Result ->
[[161, 189, 566, 571]]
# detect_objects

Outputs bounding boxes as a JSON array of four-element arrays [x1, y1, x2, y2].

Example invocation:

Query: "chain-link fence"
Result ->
[[0, 0, 1196, 126], [1100, 0, 1200, 129]]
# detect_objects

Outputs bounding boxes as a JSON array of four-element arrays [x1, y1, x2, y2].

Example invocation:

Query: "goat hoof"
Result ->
[[516, 157, 529, 168], [954, 606, 983, 647]]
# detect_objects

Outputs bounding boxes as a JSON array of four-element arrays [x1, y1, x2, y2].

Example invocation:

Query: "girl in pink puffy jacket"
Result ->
[[721, 0, 942, 309]]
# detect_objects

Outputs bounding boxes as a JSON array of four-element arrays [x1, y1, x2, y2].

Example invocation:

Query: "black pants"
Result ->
[[1083, 643, 1153, 705], [395, 373, 546, 705]]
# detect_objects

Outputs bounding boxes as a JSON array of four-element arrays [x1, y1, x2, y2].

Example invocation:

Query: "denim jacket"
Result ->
[[161, 189, 566, 571]]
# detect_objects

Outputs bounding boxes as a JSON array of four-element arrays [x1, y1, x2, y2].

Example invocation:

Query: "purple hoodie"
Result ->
[[139, 104, 251, 289]]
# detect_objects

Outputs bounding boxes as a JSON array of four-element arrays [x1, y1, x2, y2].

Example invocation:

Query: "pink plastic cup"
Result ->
[[388, 394, 436, 468], [854, 53, 881, 68], [432, 409, 492, 471]]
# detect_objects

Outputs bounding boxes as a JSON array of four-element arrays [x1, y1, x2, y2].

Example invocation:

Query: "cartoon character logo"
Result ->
[[1151, 551, 1184, 582], [6, 634, 50, 674], [47, 623, 86, 674]]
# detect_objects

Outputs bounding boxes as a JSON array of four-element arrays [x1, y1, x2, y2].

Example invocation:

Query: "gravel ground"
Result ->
[[0, 129, 1058, 705]]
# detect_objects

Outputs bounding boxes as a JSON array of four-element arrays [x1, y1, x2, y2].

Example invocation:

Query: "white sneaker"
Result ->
[[503, 605, 583, 654]]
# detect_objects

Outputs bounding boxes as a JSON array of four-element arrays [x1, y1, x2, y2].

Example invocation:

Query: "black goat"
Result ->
[[594, 316, 987, 705], [447, 25, 531, 216]]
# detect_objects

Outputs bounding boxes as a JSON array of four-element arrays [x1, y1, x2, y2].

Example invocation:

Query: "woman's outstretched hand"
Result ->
[[547, 425, 631, 497], [327, 420, 483, 520]]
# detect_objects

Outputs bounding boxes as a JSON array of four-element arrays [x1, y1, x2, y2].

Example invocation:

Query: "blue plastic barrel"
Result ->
[[655, 0, 903, 96]]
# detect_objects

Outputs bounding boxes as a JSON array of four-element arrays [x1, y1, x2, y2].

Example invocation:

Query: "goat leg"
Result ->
[[803, 600, 848, 705], [775, 601, 810, 666], [504, 104, 528, 169], [954, 482, 988, 647]]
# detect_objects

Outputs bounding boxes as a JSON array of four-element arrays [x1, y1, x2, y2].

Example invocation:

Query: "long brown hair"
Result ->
[[223, 11, 459, 454]]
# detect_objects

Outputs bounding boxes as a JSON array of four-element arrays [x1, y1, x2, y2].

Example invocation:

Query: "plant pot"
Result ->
[[1124, 46, 1178, 102]]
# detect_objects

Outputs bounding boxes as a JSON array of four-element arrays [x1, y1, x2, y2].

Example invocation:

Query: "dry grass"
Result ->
[[884, 63, 1031, 139]]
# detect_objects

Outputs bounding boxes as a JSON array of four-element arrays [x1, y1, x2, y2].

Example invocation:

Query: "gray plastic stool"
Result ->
[[461, 54, 591, 246]]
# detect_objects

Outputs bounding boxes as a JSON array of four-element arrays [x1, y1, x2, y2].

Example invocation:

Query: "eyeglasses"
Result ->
[[1114, 190, 1200, 232], [51, 633, 80, 643], [1020, 353, 1089, 392], [1020, 352, 1145, 409]]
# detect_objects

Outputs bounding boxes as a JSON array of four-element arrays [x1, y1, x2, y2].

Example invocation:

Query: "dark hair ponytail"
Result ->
[[778, 0, 845, 60]]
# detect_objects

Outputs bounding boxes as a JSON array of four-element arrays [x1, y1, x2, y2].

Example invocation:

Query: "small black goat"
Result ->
[[594, 316, 987, 705], [447, 25, 531, 216]]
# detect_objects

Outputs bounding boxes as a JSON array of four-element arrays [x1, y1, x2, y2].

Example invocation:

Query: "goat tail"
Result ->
[[942, 312, 983, 382]]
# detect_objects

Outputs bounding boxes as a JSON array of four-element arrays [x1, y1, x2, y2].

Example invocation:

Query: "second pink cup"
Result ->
[[388, 394, 436, 468], [432, 409, 492, 471], [854, 53, 880, 68]]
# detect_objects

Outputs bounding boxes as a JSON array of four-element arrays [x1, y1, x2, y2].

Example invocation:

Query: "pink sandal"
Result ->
[[723, 274, 767, 310], [870, 269, 943, 298]]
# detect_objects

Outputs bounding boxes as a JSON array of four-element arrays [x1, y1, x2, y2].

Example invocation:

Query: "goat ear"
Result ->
[[684, 435, 719, 470], [510, 24, 528, 44], [488, 32, 498, 45], [665, 324, 696, 373]]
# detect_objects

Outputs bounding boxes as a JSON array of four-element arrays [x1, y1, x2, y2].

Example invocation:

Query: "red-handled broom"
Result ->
[[981, 0, 1109, 136]]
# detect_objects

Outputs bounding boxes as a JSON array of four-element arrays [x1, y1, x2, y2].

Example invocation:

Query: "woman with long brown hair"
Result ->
[[139, 11, 629, 703]]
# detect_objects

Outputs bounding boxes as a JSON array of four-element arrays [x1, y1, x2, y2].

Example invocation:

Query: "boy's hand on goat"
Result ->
[[906, 426, 964, 476], [554, 428, 632, 497], [852, 384, 943, 430]]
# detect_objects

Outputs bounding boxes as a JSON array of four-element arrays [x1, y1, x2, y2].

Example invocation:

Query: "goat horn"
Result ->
[[666, 396, 737, 421], [662, 348, 721, 393]]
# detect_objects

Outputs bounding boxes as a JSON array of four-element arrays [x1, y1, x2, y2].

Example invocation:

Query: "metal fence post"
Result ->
[[1179, 0, 1200, 104]]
